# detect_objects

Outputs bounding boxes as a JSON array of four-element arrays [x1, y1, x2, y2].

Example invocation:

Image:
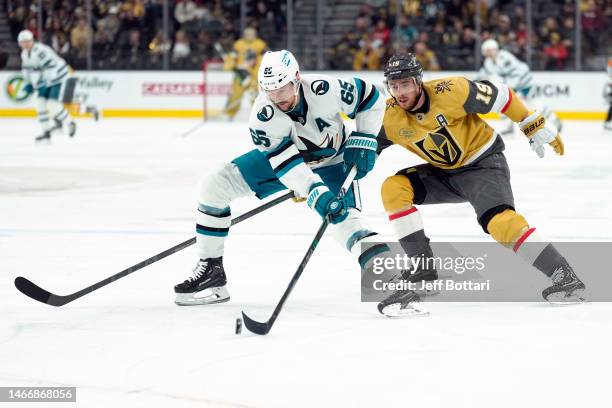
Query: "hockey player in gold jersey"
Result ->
[[219, 28, 268, 120], [375, 54, 585, 313]]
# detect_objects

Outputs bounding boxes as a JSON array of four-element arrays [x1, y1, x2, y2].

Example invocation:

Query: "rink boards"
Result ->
[[0, 70, 609, 120]]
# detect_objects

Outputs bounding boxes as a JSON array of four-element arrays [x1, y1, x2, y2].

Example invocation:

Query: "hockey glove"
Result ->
[[519, 111, 564, 158], [343, 131, 378, 180], [23, 83, 34, 96], [307, 182, 349, 224]]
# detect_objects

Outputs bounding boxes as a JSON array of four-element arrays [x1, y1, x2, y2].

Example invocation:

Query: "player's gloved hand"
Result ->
[[519, 111, 564, 158], [291, 191, 306, 203], [307, 182, 349, 224], [343, 131, 378, 180], [22, 83, 34, 96]]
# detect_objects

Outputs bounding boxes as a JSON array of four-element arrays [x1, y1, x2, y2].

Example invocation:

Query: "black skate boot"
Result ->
[[174, 257, 230, 306], [377, 268, 429, 318], [542, 260, 586, 304], [406, 245, 438, 296], [398, 238, 438, 296], [67, 121, 76, 137], [35, 131, 51, 142]]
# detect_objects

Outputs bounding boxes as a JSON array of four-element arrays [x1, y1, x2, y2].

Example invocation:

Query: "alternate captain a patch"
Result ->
[[414, 126, 463, 166]]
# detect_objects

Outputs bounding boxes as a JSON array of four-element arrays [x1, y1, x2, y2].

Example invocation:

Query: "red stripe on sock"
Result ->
[[388, 207, 418, 221], [501, 88, 513, 114], [513, 227, 535, 253]]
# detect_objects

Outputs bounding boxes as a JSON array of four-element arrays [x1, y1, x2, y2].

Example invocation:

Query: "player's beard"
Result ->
[[276, 84, 300, 112], [397, 86, 423, 111]]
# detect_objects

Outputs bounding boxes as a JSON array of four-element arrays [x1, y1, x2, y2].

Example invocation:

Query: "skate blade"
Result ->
[[381, 302, 430, 318], [175, 286, 230, 306], [414, 289, 440, 297], [546, 288, 587, 305]]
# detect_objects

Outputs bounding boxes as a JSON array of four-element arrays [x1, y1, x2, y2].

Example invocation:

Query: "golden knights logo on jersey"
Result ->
[[434, 80, 453, 94], [414, 126, 463, 166]]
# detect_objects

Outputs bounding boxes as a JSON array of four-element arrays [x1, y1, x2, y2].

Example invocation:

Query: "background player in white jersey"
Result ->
[[604, 58, 612, 132], [479, 39, 562, 136], [174, 50, 425, 317], [18, 29, 76, 142]]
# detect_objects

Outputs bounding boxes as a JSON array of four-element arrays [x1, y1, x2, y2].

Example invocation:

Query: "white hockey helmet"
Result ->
[[481, 38, 499, 56], [258, 50, 300, 91], [17, 29, 34, 43]]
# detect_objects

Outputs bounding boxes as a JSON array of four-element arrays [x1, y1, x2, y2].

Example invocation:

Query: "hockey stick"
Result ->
[[14, 191, 295, 306], [177, 120, 207, 138], [242, 167, 357, 335]]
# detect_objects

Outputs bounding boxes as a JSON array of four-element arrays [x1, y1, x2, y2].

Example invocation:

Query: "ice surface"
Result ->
[[1, 118, 611, 408]]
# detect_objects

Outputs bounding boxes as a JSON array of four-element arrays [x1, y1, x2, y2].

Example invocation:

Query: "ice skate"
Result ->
[[174, 257, 230, 306], [34, 130, 51, 143], [377, 268, 429, 318], [542, 261, 586, 305], [67, 121, 76, 137]]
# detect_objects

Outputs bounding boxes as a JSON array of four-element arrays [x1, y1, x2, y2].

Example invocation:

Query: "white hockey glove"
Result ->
[[519, 111, 564, 158]]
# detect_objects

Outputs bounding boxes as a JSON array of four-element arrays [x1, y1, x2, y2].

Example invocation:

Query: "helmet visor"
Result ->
[[264, 81, 299, 111]]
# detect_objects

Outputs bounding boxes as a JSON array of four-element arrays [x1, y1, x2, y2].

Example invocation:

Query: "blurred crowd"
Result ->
[[328, 0, 611, 71], [6, 0, 610, 71], [7, 0, 286, 69]]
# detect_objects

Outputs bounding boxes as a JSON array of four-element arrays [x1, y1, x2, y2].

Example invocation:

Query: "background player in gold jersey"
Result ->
[[218, 27, 267, 120], [375, 54, 586, 312]]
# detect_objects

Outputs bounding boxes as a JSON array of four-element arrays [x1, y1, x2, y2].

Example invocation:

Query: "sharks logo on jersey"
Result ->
[[257, 105, 275, 122], [311, 80, 330, 96], [246, 73, 385, 197], [298, 132, 340, 164]]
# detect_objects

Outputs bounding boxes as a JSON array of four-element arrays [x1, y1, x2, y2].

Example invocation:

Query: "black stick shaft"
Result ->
[[264, 217, 330, 329], [15, 191, 294, 305], [242, 167, 357, 334], [71, 191, 295, 297]]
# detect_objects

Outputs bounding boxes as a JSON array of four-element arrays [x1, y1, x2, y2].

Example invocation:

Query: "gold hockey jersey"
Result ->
[[380, 76, 516, 169]]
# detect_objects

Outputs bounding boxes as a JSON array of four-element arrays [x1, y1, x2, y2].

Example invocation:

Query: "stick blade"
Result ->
[[14, 277, 63, 306], [241, 311, 271, 335]]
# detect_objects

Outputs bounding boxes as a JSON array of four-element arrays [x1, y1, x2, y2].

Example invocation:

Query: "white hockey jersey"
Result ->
[[21, 42, 69, 88], [248, 74, 384, 197], [479, 49, 532, 93]]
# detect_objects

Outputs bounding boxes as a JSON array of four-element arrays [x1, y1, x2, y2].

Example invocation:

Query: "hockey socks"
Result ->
[[513, 228, 586, 302], [196, 203, 231, 259]]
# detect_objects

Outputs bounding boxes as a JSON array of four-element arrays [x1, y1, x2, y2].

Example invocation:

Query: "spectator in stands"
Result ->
[[396, 16, 418, 48], [175, 0, 206, 35], [543, 32, 569, 70], [172, 29, 191, 68], [372, 20, 391, 48], [70, 17, 91, 50], [51, 31, 71, 61], [119, 29, 145, 68], [191, 30, 215, 65], [93, 20, 114, 68], [70, 17, 91, 68], [581, 0, 604, 56], [148, 30, 171, 68], [353, 35, 381, 70], [414, 41, 440, 71], [328, 32, 358, 70]]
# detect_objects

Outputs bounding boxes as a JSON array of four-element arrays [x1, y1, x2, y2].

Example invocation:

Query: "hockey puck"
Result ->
[[235, 317, 242, 335]]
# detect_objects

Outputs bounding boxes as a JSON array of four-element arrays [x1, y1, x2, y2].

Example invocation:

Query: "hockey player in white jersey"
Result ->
[[604, 58, 612, 132], [174, 50, 425, 318], [479, 39, 562, 135], [18, 29, 76, 142]]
